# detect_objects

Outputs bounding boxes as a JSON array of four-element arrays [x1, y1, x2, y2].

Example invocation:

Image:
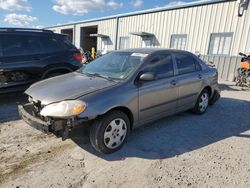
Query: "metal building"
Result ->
[[46, 0, 250, 81]]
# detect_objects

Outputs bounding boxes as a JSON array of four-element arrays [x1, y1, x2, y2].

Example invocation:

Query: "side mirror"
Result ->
[[139, 72, 156, 81]]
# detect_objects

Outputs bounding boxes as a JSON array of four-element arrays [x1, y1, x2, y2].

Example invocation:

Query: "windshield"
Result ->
[[80, 51, 148, 80]]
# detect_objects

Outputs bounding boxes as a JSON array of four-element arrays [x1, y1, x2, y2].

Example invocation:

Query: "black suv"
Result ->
[[0, 28, 82, 94]]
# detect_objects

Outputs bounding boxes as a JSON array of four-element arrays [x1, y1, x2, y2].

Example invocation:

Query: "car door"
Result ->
[[173, 52, 203, 111], [37, 35, 80, 75], [0, 34, 43, 88], [0, 38, 3, 88], [138, 52, 178, 123]]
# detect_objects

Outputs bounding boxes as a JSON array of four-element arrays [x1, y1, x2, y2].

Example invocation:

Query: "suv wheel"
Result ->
[[192, 89, 209, 114], [89, 111, 130, 154]]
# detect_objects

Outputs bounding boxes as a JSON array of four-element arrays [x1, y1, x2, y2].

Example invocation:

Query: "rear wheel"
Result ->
[[89, 111, 130, 154], [192, 89, 209, 114]]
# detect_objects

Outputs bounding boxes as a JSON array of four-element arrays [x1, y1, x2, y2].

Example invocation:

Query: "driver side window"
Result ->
[[143, 54, 174, 79]]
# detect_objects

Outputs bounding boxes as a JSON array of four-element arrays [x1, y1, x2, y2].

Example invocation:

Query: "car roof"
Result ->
[[0, 27, 66, 37], [118, 48, 191, 55]]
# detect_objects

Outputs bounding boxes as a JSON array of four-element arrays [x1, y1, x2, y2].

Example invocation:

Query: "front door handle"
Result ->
[[171, 80, 177, 86]]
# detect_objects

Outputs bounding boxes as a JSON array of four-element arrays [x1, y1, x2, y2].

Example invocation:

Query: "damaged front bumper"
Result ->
[[18, 103, 87, 140]]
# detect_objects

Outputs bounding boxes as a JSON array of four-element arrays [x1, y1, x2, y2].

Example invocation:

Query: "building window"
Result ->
[[119, 37, 129, 50], [208, 33, 233, 55], [170, 34, 187, 50]]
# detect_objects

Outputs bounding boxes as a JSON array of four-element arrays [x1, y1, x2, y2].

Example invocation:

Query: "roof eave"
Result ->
[[45, 0, 233, 29]]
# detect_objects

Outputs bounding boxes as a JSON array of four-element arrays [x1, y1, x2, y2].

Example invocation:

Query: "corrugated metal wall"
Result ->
[[49, 19, 117, 51], [201, 55, 241, 81], [47, 0, 250, 56], [74, 19, 117, 51], [118, 0, 249, 56], [55, 25, 73, 33]]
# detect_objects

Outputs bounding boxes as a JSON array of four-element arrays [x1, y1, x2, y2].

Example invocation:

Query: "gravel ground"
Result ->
[[0, 82, 250, 188]]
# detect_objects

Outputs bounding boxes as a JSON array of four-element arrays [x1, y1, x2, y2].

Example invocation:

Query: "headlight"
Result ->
[[40, 100, 87, 118]]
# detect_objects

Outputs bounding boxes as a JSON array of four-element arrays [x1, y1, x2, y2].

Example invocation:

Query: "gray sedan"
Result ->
[[19, 48, 220, 153]]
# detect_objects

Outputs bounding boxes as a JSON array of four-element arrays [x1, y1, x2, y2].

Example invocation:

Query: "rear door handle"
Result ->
[[198, 74, 202, 79], [171, 80, 177, 86]]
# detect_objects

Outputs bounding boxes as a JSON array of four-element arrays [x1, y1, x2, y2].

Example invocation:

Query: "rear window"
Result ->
[[175, 53, 201, 75], [1, 34, 42, 57], [60, 37, 77, 50], [38, 36, 64, 53]]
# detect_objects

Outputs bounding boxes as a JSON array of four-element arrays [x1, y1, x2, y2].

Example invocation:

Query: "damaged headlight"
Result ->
[[40, 100, 87, 118]]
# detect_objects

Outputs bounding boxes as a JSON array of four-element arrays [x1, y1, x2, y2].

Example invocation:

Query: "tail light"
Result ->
[[73, 53, 83, 63]]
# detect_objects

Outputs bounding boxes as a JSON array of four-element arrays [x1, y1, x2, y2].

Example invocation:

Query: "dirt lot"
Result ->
[[0, 82, 250, 188]]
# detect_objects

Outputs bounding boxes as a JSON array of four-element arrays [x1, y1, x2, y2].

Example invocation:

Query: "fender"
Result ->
[[41, 66, 73, 79]]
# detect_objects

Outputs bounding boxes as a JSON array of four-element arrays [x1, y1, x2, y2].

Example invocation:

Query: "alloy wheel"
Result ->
[[199, 92, 209, 112]]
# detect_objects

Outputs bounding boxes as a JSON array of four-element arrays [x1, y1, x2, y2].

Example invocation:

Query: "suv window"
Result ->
[[144, 54, 174, 79], [60, 37, 76, 50], [39, 36, 64, 53], [1, 34, 42, 57], [175, 53, 200, 75]]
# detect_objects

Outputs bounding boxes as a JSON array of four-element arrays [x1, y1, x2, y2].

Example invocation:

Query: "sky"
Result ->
[[0, 0, 201, 28]]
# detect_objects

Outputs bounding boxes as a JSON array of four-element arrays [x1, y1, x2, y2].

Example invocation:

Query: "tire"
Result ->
[[209, 90, 220, 106], [192, 89, 210, 115], [89, 111, 130, 154]]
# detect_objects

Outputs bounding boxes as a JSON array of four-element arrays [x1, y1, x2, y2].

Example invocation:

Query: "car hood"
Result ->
[[25, 72, 118, 105]]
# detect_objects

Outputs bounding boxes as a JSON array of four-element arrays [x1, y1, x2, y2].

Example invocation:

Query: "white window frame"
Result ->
[[208, 33, 233, 55], [119, 37, 129, 50], [170, 34, 187, 50]]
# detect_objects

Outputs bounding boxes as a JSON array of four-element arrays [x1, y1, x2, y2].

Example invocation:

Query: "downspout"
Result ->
[[114, 17, 120, 50], [73, 23, 76, 46]]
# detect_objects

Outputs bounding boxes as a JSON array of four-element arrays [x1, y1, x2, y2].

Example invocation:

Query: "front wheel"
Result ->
[[89, 111, 130, 154], [192, 89, 209, 114]]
